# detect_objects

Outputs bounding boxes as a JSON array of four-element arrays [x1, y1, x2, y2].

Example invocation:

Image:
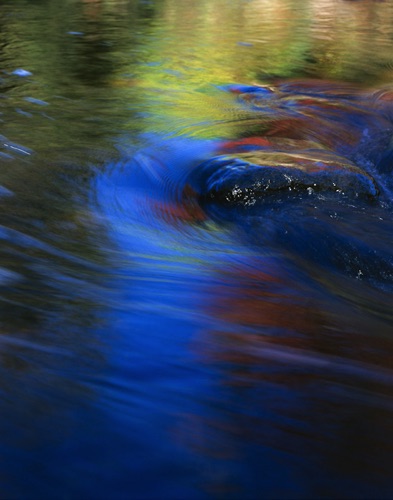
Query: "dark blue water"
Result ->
[[1, 1, 393, 498]]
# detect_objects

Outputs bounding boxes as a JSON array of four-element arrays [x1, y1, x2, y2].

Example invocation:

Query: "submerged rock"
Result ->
[[182, 80, 393, 290], [196, 149, 379, 205]]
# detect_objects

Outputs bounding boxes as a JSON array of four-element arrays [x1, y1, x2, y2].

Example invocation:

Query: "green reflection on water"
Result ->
[[2, 0, 393, 146]]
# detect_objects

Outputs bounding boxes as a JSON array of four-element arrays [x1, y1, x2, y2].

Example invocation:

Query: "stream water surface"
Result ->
[[1, 0, 393, 498]]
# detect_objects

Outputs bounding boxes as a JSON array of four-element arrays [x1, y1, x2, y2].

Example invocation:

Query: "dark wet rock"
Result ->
[[195, 149, 379, 205]]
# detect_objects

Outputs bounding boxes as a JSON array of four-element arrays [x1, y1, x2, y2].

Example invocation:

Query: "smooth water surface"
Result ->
[[1, 1, 393, 498]]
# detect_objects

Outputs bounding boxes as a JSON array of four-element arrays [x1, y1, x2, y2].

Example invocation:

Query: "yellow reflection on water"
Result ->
[[108, 0, 393, 137]]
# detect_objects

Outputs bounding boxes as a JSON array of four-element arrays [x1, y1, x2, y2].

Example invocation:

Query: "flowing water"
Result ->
[[1, 0, 393, 498]]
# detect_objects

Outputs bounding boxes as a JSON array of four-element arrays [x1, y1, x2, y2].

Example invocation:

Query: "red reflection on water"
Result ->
[[174, 255, 393, 496], [227, 79, 392, 154], [152, 183, 208, 224]]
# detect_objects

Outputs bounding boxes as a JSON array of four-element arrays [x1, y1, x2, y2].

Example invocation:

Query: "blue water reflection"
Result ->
[[1, 0, 393, 498]]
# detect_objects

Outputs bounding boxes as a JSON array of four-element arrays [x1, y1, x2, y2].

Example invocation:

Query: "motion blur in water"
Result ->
[[1, 0, 393, 498]]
